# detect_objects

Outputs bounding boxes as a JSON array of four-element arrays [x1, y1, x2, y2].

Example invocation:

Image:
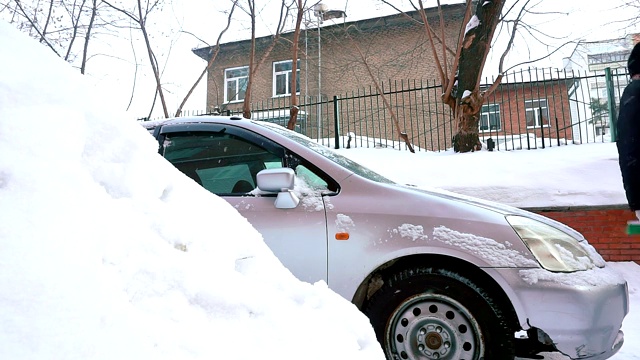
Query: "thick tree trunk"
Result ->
[[452, 0, 505, 152], [452, 90, 484, 152]]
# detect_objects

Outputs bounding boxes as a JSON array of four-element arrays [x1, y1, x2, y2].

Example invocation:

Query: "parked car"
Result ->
[[143, 115, 628, 360]]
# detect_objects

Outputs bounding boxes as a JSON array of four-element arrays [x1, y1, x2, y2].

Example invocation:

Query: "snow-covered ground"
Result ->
[[1, 19, 638, 360], [334, 138, 625, 209]]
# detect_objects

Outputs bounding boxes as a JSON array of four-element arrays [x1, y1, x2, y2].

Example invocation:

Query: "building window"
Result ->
[[479, 103, 501, 131], [525, 99, 550, 128], [225, 66, 248, 103], [273, 60, 300, 97]]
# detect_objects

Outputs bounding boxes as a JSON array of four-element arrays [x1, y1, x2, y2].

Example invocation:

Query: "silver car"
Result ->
[[144, 116, 628, 360]]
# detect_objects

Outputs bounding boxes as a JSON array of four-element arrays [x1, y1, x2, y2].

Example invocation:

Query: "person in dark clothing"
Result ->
[[617, 42, 640, 220]]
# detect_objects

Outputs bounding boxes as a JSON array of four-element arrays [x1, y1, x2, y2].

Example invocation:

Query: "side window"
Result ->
[[162, 131, 283, 195], [286, 153, 335, 193], [296, 165, 329, 190]]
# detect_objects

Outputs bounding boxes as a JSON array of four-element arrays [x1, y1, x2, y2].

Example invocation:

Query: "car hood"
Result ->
[[398, 183, 586, 241]]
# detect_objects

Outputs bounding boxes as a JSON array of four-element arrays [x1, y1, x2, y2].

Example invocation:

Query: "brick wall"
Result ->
[[528, 205, 640, 262]]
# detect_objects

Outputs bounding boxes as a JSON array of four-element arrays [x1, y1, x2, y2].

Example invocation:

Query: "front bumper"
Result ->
[[502, 265, 629, 359]]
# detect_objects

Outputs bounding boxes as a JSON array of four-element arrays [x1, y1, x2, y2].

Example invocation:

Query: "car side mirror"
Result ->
[[256, 168, 299, 209]]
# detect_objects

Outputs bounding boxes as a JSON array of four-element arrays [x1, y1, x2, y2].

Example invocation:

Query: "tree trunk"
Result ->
[[175, 1, 237, 117], [80, 0, 96, 74], [40, 0, 55, 44], [452, 0, 505, 152], [242, 0, 257, 120], [137, 0, 169, 118], [452, 90, 484, 152], [65, 0, 88, 62], [287, 0, 303, 131], [241, 0, 288, 119]]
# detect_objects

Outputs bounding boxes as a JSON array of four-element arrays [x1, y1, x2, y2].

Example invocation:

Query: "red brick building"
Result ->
[[479, 71, 577, 149], [192, 4, 467, 115]]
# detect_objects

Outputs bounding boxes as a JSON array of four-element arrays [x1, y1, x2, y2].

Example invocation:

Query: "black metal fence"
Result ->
[[166, 67, 630, 152]]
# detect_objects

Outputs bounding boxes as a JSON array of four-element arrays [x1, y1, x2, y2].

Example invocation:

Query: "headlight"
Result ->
[[506, 215, 595, 272]]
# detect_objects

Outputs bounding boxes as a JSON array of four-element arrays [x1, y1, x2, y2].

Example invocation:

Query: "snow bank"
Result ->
[[0, 20, 383, 360]]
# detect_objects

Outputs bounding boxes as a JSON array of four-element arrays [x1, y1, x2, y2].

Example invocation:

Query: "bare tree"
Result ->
[[103, 0, 170, 118], [1, 0, 107, 73], [448, 0, 506, 152], [350, 36, 416, 152], [80, 0, 98, 74], [613, 0, 640, 29], [175, 0, 239, 117], [240, 0, 290, 119], [242, 0, 257, 119], [6, 0, 62, 55], [286, 0, 305, 131], [381, 0, 535, 152]]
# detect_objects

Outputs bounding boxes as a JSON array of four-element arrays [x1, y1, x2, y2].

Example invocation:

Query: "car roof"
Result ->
[[139, 115, 248, 130]]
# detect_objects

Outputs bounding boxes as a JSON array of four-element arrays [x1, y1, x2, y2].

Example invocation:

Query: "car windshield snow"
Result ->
[[254, 120, 395, 184]]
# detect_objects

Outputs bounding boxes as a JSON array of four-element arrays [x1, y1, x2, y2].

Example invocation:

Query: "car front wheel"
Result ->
[[365, 266, 515, 360]]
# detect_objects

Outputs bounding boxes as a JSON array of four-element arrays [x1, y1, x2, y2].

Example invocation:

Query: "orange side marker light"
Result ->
[[335, 232, 350, 241]]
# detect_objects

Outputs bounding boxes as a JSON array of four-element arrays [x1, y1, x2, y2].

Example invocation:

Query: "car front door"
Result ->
[[157, 123, 329, 283]]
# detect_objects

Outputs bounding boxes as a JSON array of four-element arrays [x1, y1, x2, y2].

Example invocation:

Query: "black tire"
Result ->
[[365, 266, 515, 360]]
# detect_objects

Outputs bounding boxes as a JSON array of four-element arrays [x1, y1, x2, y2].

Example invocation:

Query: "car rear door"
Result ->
[[157, 122, 329, 283]]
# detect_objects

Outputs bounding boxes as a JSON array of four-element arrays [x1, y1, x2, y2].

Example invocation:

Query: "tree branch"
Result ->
[[345, 26, 415, 153], [175, 0, 238, 117], [484, 0, 532, 97], [80, 0, 97, 74], [443, 0, 473, 109], [13, 0, 61, 56], [416, 0, 446, 86]]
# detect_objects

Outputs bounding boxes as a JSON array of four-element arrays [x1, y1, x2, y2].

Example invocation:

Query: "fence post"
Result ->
[[334, 95, 340, 149], [605, 67, 618, 142], [555, 117, 561, 146], [539, 107, 545, 149]]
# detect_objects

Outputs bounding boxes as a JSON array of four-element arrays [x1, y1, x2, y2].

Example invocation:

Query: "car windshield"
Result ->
[[254, 121, 395, 184]]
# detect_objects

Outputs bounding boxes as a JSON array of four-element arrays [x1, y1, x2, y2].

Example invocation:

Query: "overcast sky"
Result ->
[[78, 0, 640, 120]]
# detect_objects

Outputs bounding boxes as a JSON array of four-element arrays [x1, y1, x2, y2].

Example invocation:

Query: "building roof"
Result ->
[[562, 34, 638, 71], [192, 3, 467, 62]]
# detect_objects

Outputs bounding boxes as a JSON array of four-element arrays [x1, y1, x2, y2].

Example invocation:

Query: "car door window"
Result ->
[[295, 164, 329, 190], [162, 131, 283, 195]]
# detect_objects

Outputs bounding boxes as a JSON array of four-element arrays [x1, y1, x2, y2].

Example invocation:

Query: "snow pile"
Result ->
[[0, 20, 383, 360]]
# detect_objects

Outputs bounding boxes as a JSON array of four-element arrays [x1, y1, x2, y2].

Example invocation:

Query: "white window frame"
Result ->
[[479, 103, 501, 132], [525, 99, 550, 128], [272, 60, 300, 97], [224, 66, 249, 103]]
